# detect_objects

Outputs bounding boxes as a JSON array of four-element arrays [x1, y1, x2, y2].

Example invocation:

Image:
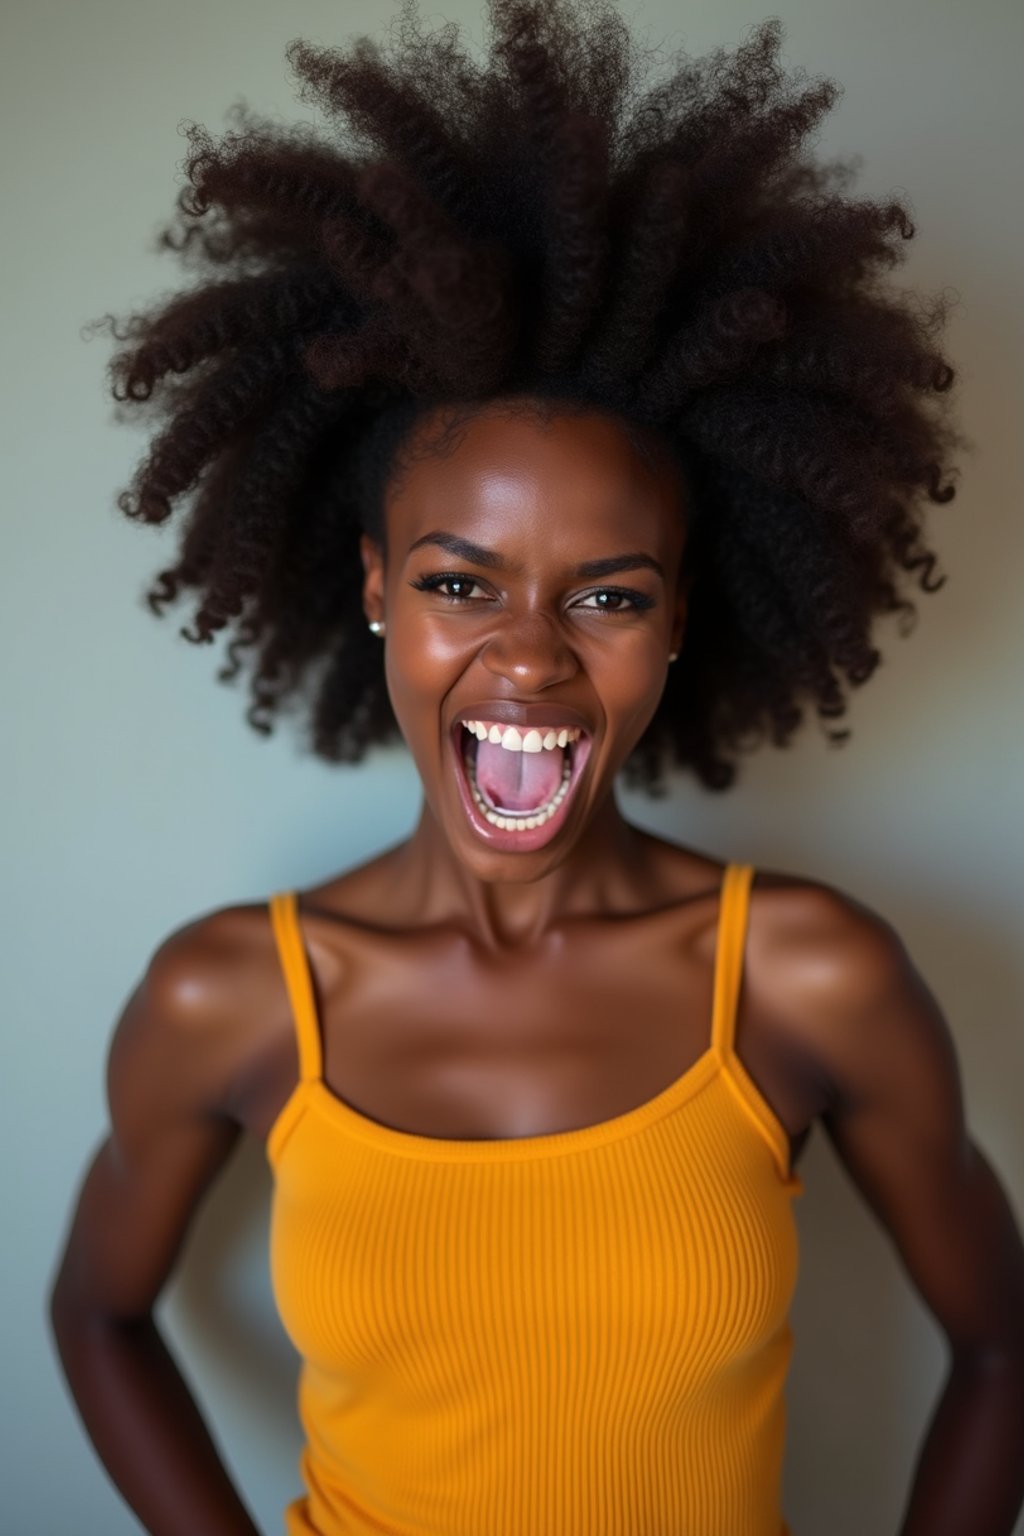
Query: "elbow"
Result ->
[[46, 1252, 127, 1354]]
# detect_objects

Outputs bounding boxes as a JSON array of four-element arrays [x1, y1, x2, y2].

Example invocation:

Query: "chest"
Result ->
[[320, 934, 718, 1141], [251, 915, 811, 1173]]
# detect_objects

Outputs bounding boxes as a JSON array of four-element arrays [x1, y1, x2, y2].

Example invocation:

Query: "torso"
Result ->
[[223, 836, 835, 1174]]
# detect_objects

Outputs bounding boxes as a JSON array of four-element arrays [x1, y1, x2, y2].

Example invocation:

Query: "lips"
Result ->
[[449, 720, 593, 853]]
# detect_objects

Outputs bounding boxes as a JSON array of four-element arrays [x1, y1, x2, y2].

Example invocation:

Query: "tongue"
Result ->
[[475, 739, 565, 812]]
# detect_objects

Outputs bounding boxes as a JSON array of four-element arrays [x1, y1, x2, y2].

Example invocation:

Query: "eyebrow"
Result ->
[[406, 530, 665, 582]]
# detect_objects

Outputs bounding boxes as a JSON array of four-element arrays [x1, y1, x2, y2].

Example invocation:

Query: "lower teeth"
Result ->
[[464, 742, 574, 832]]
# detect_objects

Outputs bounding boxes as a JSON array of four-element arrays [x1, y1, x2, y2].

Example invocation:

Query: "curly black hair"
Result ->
[[94, 0, 968, 795]]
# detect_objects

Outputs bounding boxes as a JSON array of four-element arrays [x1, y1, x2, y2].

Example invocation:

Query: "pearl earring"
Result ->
[[669, 650, 679, 662]]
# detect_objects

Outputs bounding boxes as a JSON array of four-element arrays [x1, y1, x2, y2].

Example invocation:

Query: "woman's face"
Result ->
[[360, 399, 689, 873]]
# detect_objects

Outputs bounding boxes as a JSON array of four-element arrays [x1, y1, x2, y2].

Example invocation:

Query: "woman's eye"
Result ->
[[575, 590, 652, 613], [410, 573, 485, 603]]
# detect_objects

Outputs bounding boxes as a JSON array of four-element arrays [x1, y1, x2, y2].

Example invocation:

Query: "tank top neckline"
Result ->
[[266, 862, 801, 1184]]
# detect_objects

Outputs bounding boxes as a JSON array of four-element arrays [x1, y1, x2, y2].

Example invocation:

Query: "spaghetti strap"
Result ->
[[268, 891, 323, 1083], [710, 862, 755, 1059]]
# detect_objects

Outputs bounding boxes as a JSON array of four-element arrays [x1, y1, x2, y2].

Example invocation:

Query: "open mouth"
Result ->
[[450, 722, 592, 851]]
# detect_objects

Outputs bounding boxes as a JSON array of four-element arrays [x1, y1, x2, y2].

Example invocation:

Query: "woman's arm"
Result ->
[[790, 886, 1024, 1536], [49, 916, 266, 1536]]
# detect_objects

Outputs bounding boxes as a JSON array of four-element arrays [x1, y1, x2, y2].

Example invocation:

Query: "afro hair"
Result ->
[[94, 0, 968, 794]]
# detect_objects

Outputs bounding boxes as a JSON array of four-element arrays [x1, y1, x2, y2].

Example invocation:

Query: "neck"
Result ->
[[388, 785, 657, 952]]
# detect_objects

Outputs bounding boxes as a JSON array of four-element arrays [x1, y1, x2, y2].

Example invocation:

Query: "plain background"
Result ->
[[3, 0, 1022, 1531]]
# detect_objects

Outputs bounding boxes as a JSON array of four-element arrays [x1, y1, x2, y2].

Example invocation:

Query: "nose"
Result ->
[[479, 609, 579, 692]]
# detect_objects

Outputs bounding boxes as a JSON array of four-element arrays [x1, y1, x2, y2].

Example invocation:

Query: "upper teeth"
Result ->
[[461, 721, 583, 752]]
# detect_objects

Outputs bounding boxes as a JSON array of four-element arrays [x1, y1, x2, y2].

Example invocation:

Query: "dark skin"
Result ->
[[51, 400, 1024, 1536]]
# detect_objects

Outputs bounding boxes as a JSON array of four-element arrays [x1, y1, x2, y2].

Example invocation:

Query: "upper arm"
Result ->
[[51, 909, 257, 1321], [795, 885, 1024, 1360]]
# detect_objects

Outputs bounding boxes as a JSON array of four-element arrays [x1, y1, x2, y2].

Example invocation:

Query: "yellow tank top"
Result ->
[[266, 862, 805, 1536]]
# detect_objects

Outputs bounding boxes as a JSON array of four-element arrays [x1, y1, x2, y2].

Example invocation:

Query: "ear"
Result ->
[[360, 533, 386, 626]]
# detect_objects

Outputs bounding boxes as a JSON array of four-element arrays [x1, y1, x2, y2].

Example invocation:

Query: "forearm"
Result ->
[[897, 1348, 1024, 1536], [50, 1294, 262, 1536]]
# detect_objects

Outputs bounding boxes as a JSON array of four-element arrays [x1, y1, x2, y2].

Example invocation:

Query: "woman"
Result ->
[[49, 2, 1024, 1534]]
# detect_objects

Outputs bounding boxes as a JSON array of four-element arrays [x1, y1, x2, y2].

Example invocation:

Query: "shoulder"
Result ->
[[746, 862, 938, 1111], [748, 863, 903, 985], [108, 898, 286, 1127], [143, 899, 276, 1008]]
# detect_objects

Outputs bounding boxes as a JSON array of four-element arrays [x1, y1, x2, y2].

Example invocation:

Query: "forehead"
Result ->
[[385, 401, 688, 557]]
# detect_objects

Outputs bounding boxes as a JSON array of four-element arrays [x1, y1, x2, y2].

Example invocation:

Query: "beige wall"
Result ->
[[3, 0, 1021, 1531]]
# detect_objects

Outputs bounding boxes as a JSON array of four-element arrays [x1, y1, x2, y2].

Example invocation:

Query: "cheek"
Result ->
[[392, 612, 469, 668], [382, 624, 462, 736]]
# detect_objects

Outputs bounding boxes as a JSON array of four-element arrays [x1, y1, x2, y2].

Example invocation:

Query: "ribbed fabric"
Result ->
[[266, 862, 805, 1536]]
